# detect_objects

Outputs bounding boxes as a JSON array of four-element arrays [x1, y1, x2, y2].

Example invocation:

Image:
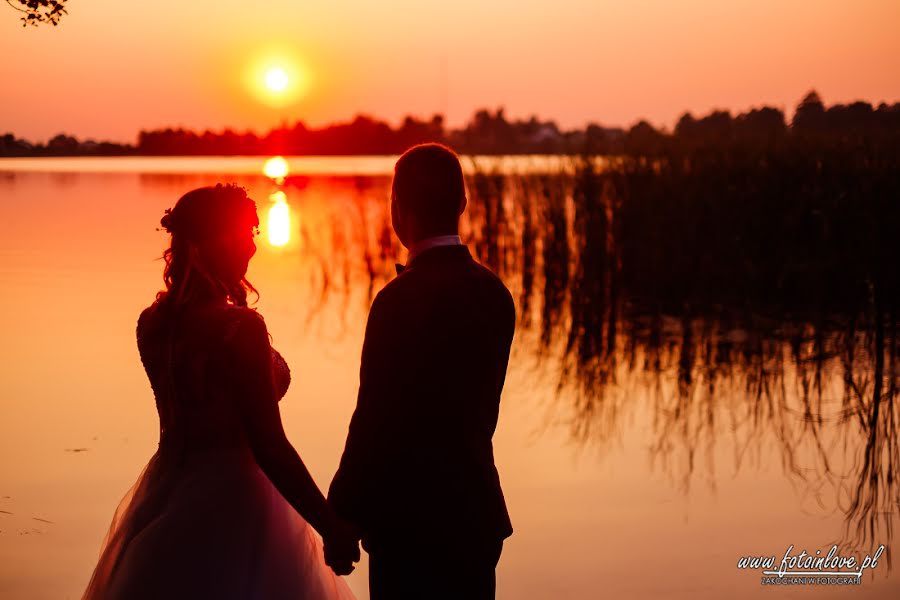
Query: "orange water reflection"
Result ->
[[267, 190, 291, 247], [0, 161, 897, 599], [263, 156, 293, 248]]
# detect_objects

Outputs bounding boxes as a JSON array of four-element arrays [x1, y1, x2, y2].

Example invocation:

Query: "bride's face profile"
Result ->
[[204, 224, 257, 283]]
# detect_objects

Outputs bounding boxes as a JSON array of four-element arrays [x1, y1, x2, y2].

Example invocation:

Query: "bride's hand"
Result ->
[[323, 518, 361, 576]]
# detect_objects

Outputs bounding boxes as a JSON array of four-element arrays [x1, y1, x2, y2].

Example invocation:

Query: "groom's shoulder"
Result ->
[[469, 258, 515, 307], [376, 255, 514, 318], [470, 257, 508, 288], [366, 265, 441, 322], [371, 271, 413, 309]]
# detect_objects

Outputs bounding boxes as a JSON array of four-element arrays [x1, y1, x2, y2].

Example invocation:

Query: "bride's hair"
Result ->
[[156, 183, 259, 310]]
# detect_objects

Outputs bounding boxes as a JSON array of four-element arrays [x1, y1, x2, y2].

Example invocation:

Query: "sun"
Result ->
[[265, 67, 289, 93], [263, 155, 289, 180], [245, 52, 310, 108]]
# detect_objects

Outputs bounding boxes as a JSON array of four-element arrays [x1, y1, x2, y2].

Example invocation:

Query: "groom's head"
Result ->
[[391, 143, 467, 248]]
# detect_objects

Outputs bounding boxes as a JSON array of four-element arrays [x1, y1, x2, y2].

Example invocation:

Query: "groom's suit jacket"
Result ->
[[328, 243, 515, 549]]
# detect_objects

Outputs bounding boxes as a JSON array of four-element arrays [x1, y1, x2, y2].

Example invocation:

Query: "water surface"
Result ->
[[0, 157, 897, 599]]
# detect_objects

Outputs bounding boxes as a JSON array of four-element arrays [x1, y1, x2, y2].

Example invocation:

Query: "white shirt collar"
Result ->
[[406, 234, 462, 264]]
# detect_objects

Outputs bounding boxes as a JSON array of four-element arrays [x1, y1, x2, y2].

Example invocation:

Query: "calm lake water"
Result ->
[[0, 156, 897, 599]]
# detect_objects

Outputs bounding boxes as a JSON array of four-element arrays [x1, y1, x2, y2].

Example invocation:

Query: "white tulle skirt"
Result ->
[[82, 447, 355, 600]]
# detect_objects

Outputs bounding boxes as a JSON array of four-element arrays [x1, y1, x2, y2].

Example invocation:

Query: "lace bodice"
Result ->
[[136, 302, 290, 453], [269, 347, 291, 399], [219, 309, 292, 400]]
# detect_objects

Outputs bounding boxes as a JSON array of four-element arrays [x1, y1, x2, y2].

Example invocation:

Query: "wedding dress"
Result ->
[[82, 302, 355, 600]]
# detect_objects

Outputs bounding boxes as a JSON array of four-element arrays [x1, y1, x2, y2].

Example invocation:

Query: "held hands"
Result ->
[[323, 517, 361, 576]]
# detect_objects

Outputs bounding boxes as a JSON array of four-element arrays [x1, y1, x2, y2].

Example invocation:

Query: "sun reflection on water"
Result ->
[[267, 190, 291, 247]]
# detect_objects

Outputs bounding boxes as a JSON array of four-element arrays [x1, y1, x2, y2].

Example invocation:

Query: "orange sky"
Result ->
[[2, 0, 899, 143]]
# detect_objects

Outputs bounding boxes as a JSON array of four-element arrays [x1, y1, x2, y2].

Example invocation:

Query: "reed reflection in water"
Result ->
[[248, 156, 899, 570], [1, 157, 898, 597]]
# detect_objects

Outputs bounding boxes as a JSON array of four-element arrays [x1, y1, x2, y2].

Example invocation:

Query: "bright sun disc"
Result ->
[[265, 67, 289, 92], [263, 156, 289, 180], [246, 53, 310, 108]]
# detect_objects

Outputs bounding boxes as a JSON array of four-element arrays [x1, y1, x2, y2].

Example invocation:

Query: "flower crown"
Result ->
[[157, 184, 260, 237], [159, 207, 177, 234]]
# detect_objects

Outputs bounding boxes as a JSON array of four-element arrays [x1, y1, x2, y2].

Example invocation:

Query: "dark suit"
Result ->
[[328, 243, 515, 599]]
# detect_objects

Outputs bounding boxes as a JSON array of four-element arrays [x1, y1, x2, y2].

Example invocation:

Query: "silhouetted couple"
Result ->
[[81, 143, 515, 600]]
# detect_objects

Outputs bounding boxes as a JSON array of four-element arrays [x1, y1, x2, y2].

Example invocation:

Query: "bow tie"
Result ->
[[395, 263, 406, 275]]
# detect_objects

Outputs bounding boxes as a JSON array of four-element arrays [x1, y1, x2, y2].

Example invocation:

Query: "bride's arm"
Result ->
[[227, 311, 356, 549]]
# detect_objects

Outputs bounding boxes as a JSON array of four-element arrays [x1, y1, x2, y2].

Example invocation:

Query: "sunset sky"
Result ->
[[2, 0, 899, 143]]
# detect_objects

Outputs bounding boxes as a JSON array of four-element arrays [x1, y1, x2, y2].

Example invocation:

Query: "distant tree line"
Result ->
[[2, 92, 898, 157], [622, 91, 900, 160], [0, 109, 617, 157]]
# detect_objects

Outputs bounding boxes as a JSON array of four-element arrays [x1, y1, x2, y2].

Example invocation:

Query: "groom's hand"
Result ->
[[323, 519, 361, 576], [324, 545, 357, 576]]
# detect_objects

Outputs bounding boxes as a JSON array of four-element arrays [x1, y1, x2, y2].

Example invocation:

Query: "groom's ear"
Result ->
[[458, 194, 467, 217], [390, 194, 405, 245]]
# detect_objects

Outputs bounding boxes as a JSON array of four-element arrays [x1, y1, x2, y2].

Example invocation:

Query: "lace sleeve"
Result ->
[[224, 308, 291, 401], [136, 304, 155, 345], [270, 348, 291, 401]]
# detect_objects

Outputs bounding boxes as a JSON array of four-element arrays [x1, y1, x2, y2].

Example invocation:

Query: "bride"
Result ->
[[82, 184, 358, 599]]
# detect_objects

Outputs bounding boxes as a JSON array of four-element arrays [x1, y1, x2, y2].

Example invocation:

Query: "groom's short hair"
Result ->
[[393, 143, 465, 236]]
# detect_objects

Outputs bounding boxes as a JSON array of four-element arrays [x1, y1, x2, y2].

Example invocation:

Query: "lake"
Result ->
[[0, 156, 897, 599]]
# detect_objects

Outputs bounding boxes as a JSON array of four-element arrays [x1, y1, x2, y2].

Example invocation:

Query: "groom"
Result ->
[[327, 143, 515, 599]]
